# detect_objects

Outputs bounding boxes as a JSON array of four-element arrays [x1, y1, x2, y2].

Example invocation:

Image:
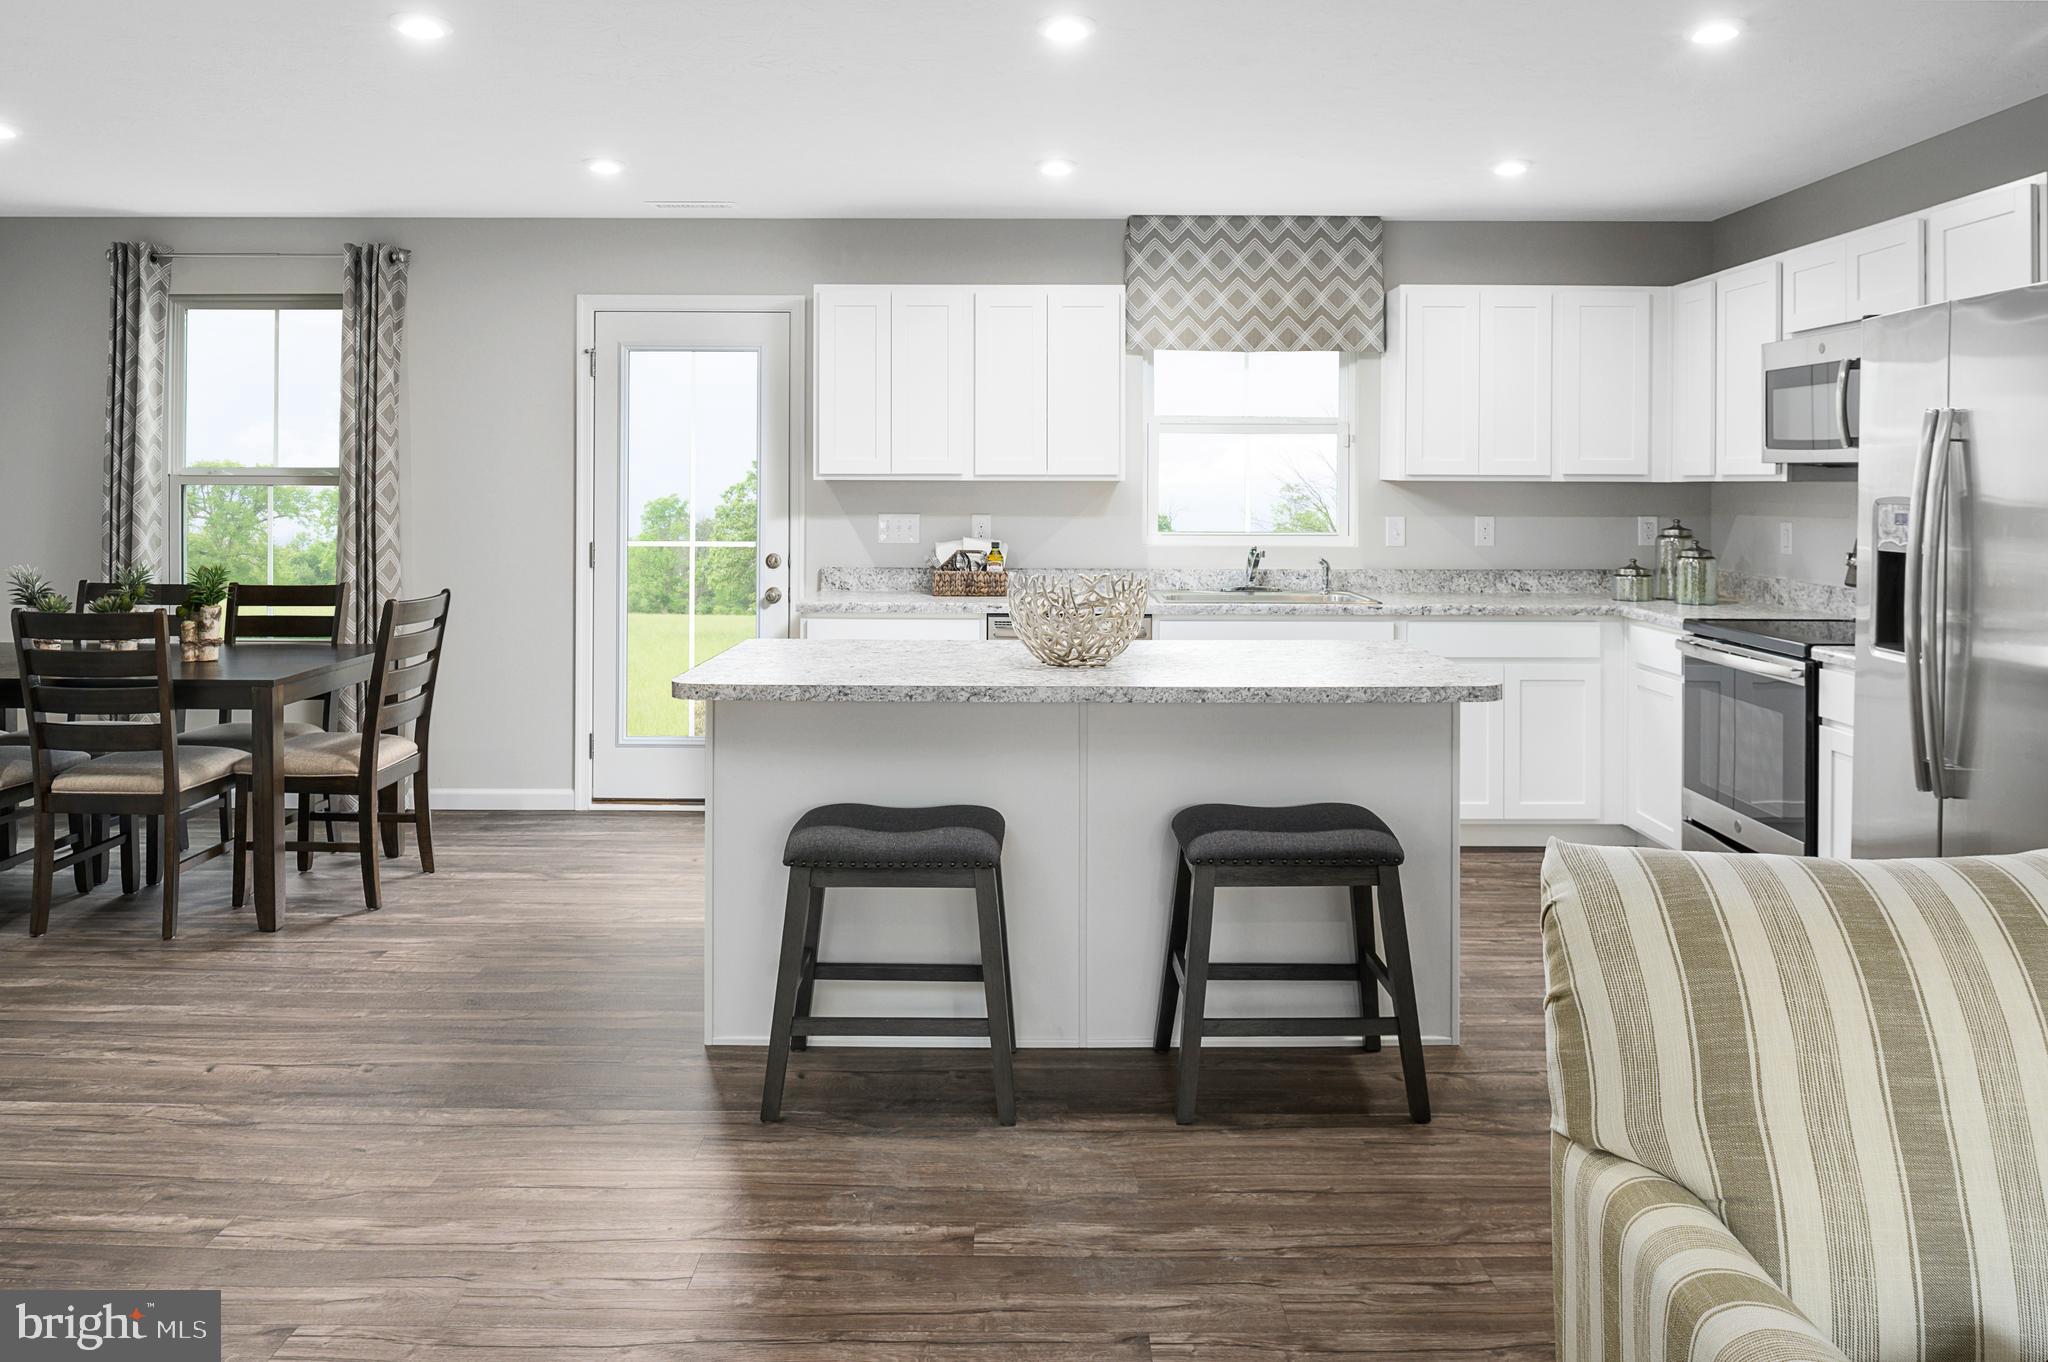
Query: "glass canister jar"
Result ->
[[1676, 544, 1719, 606], [1653, 519, 1697, 600], [1611, 559, 1654, 602]]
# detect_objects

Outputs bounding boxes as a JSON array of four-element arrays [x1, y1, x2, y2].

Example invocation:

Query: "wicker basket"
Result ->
[[931, 569, 1009, 597]]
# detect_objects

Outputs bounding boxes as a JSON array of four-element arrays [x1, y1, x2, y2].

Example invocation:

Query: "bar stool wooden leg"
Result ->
[[994, 865, 1018, 1055], [788, 876, 825, 1053], [1174, 866, 1217, 1125], [974, 867, 1018, 1126], [1154, 856, 1192, 1053], [1374, 868, 1430, 1124], [1348, 883, 1384, 1054], [760, 866, 814, 1123]]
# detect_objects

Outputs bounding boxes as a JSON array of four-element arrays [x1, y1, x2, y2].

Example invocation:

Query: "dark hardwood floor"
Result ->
[[0, 813, 1553, 1360]]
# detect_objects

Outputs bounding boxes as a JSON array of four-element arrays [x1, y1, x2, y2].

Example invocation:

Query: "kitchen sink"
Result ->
[[1153, 589, 1382, 606]]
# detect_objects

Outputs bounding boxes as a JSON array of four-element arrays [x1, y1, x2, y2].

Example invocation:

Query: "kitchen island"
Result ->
[[674, 638, 1500, 1049]]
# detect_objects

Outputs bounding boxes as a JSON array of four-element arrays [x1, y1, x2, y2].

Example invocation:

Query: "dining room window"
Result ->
[[1147, 350, 1353, 543], [169, 297, 342, 585]]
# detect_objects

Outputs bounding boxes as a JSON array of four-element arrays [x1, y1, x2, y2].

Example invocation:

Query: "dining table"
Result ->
[[1, 642, 379, 931]]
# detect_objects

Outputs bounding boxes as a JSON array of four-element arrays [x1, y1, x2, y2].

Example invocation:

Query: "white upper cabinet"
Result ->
[[1477, 287, 1551, 477], [888, 287, 973, 478], [1382, 285, 1655, 481], [1780, 238, 1847, 334], [972, 287, 1049, 477], [1715, 260, 1785, 481], [1924, 177, 2044, 304], [1394, 286, 1482, 476], [1844, 217, 1924, 318], [814, 284, 1124, 479], [1553, 289, 1652, 477], [813, 287, 892, 477], [1043, 286, 1125, 478], [1670, 278, 1716, 480]]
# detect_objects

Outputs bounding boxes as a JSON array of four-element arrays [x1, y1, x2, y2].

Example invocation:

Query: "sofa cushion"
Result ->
[[1542, 841, 2048, 1361]]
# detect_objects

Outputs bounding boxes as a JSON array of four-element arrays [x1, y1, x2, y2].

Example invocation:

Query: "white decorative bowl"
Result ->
[[1006, 572, 1150, 668]]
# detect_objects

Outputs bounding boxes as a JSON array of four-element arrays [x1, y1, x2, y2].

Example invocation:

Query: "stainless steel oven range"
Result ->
[[1677, 618, 1852, 856]]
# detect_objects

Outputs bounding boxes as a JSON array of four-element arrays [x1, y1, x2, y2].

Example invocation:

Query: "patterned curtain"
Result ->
[[101, 242, 172, 577], [337, 243, 410, 729], [1123, 216, 1385, 353]]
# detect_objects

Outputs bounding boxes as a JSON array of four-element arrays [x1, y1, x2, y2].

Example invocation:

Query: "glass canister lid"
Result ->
[[1677, 543, 1715, 561], [1657, 518, 1695, 541], [1615, 558, 1651, 579]]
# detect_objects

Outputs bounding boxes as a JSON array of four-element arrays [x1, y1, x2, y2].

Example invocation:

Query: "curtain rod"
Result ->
[[155, 250, 344, 260]]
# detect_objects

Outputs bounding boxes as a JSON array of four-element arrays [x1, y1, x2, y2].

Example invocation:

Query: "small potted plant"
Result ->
[[7, 566, 71, 647], [87, 592, 139, 648], [178, 564, 231, 662], [115, 560, 155, 610]]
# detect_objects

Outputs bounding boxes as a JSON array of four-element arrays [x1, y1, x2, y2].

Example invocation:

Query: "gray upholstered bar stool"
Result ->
[[1153, 802, 1428, 1125], [762, 803, 1018, 1126]]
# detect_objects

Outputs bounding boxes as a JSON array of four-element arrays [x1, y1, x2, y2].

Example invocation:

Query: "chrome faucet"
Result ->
[[1244, 545, 1265, 587], [1318, 557, 1332, 595]]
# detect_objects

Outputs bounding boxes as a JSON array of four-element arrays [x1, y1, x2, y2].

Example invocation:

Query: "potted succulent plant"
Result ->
[[114, 560, 155, 610], [7, 565, 71, 647], [177, 564, 231, 662], [87, 592, 140, 648]]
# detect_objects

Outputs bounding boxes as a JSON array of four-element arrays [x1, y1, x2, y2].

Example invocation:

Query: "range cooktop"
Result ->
[[1686, 617, 1855, 660]]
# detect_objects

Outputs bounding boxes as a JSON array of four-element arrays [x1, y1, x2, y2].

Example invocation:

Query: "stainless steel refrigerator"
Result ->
[[1856, 282, 2048, 857]]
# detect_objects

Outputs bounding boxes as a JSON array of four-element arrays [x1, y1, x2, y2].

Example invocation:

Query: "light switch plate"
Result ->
[[1474, 516, 1495, 547], [1384, 516, 1406, 548], [877, 513, 921, 545], [1637, 516, 1659, 546], [1780, 521, 1794, 554], [969, 514, 993, 539]]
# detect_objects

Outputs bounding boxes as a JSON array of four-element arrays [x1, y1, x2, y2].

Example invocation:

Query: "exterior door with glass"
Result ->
[[592, 309, 791, 799]]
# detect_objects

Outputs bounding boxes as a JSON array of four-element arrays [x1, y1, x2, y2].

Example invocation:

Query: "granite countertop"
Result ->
[[1813, 645, 1856, 670], [673, 638, 1502, 705], [795, 589, 1843, 629]]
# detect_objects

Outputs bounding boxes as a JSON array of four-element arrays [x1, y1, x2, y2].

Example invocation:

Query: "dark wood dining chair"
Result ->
[[180, 584, 349, 847], [10, 608, 236, 938], [233, 591, 450, 914], [74, 582, 193, 887]]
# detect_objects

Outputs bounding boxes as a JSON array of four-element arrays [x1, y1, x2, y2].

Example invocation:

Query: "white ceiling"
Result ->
[[3, 0, 2047, 220]]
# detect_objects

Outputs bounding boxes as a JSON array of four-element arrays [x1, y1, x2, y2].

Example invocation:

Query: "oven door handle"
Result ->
[[1674, 637, 1810, 684]]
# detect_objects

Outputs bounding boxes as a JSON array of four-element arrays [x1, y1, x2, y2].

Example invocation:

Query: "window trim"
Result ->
[[1143, 351, 1358, 547], [167, 294, 343, 579]]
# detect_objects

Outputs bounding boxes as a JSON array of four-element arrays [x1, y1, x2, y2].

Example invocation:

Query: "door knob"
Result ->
[[762, 587, 783, 605], [764, 552, 782, 569]]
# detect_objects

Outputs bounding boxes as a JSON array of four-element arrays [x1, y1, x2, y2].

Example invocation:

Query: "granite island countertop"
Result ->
[[795, 589, 1847, 629], [673, 638, 1502, 705]]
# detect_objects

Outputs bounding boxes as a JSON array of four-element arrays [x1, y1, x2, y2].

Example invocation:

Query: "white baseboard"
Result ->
[[428, 787, 577, 811], [1460, 821, 1650, 848]]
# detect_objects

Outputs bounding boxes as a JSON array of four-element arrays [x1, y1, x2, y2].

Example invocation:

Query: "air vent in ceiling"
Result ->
[[647, 200, 736, 210]]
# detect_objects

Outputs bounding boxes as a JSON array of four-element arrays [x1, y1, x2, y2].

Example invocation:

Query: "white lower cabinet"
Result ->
[[799, 616, 986, 641], [1501, 662, 1604, 820], [1626, 663, 1683, 847], [1456, 673, 1506, 820], [1817, 723, 1855, 858]]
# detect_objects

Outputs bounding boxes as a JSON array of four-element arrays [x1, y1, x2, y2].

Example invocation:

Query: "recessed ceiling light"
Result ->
[[586, 158, 624, 177], [391, 13, 451, 41], [1038, 158, 1075, 178], [1690, 20, 1741, 45], [1039, 15, 1095, 45], [1493, 159, 1530, 178], [0, 125, 17, 144]]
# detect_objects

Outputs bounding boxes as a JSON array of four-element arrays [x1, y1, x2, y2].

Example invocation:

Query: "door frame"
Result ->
[[573, 294, 808, 810]]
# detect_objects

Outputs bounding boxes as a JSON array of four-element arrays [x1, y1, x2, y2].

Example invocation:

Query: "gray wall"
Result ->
[[1712, 91, 2048, 269]]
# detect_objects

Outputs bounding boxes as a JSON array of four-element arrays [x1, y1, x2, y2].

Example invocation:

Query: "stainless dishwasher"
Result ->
[[985, 612, 1153, 641]]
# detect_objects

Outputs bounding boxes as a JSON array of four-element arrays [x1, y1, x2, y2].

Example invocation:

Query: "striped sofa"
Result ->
[[1541, 840, 2048, 1362]]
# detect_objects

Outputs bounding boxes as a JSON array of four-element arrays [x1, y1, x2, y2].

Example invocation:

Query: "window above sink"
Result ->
[[1146, 351, 1355, 546]]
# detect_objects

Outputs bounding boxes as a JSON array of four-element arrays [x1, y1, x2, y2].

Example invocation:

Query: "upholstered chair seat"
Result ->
[[52, 747, 243, 795], [233, 732, 418, 780], [1, 747, 87, 791]]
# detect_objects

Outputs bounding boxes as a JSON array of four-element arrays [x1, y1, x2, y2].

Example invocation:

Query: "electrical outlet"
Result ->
[[1780, 521, 1794, 555], [1474, 516, 1495, 547], [969, 514, 993, 540], [877, 513, 921, 545], [1638, 516, 1660, 547], [1384, 516, 1406, 548]]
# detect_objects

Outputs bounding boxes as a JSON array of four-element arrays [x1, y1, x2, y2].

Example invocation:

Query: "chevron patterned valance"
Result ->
[[1123, 215, 1385, 354]]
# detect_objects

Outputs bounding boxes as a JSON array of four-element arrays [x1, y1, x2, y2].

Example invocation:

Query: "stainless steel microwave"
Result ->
[[1763, 321, 1860, 462]]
